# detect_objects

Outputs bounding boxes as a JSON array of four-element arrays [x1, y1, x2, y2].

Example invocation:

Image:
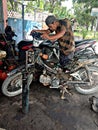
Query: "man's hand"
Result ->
[[30, 30, 36, 35], [41, 33, 50, 40]]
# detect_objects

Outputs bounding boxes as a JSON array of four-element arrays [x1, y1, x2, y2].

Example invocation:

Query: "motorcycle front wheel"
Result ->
[[74, 65, 98, 94], [2, 72, 22, 97]]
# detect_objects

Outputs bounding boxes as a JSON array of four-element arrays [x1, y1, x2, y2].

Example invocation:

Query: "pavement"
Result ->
[[0, 82, 98, 130]]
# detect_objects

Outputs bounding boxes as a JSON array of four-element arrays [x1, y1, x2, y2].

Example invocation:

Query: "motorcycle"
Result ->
[[1, 32, 98, 98], [0, 33, 17, 82], [18, 33, 98, 61]]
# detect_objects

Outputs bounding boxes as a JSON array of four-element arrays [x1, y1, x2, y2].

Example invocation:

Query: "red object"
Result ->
[[22, 44, 33, 50], [0, 70, 3, 73], [1, 72, 7, 80], [0, 61, 3, 66], [8, 65, 16, 71], [0, 72, 2, 78], [0, 71, 7, 80], [0, 41, 6, 46]]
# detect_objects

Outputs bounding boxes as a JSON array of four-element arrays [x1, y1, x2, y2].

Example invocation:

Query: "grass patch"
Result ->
[[74, 31, 98, 41]]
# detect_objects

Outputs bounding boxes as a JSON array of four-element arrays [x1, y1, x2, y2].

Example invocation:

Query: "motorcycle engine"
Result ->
[[39, 70, 51, 86], [39, 70, 60, 88], [50, 76, 60, 88]]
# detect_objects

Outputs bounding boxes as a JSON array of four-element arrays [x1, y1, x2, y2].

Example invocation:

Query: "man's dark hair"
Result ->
[[45, 15, 58, 26]]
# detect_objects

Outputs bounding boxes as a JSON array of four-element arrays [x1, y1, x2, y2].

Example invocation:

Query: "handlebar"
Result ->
[[31, 31, 58, 46], [31, 32, 43, 40]]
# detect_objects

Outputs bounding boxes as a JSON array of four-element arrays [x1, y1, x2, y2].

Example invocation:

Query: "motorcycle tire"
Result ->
[[1, 72, 22, 97], [74, 65, 98, 94]]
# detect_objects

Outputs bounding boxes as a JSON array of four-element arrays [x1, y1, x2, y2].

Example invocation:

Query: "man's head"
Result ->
[[45, 15, 59, 31]]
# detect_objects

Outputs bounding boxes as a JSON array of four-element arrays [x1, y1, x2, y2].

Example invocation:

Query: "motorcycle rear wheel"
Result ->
[[2, 72, 22, 97], [75, 65, 98, 94]]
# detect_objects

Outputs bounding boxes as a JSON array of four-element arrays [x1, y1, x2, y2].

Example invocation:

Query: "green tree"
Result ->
[[73, 0, 98, 31], [73, 3, 93, 29], [7, 0, 72, 19], [7, 0, 19, 11]]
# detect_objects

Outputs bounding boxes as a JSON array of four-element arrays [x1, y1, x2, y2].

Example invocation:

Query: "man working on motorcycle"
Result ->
[[31, 15, 75, 68]]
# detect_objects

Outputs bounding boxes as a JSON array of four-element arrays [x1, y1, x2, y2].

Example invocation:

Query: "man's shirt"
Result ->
[[56, 18, 75, 55]]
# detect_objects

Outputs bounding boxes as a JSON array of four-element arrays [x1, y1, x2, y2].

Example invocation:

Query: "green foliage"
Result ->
[[43, 0, 65, 14], [53, 6, 68, 19], [7, 0, 72, 20], [81, 27, 88, 39], [73, 0, 98, 30], [74, 26, 88, 39], [7, 0, 98, 35], [73, 2, 97, 32], [73, 0, 98, 8], [74, 31, 98, 41]]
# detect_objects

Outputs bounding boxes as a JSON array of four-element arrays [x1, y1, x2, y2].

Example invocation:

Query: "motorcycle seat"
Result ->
[[20, 40, 33, 44], [22, 44, 33, 50], [75, 39, 95, 47], [18, 40, 33, 50]]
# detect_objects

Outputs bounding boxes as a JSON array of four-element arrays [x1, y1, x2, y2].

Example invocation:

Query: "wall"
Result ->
[[8, 18, 42, 44]]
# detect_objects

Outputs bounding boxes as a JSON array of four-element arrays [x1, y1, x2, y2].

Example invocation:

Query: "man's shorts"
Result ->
[[60, 51, 74, 68]]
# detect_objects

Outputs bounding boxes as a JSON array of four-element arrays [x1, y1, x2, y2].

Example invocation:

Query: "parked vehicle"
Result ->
[[0, 32, 98, 98], [75, 38, 98, 59], [18, 33, 98, 61], [0, 33, 17, 82]]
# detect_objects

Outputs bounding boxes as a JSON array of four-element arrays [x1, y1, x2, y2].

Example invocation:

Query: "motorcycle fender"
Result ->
[[7, 65, 25, 77]]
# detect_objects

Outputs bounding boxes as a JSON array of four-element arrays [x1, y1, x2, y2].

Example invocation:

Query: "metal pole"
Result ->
[[22, 51, 31, 114], [22, 71, 30, 114], [22, 3, 24, 39]]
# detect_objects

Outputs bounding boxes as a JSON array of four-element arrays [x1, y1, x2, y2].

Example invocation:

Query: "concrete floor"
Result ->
[[0, 82, 98, 130]]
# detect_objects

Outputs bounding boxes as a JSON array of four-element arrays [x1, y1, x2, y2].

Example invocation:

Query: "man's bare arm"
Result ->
[[30, 29, 51, 35], [41, 28, 66, 41]]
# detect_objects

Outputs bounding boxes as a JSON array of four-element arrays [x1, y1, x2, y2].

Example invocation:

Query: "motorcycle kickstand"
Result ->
[[60, 85, 72, 99]]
